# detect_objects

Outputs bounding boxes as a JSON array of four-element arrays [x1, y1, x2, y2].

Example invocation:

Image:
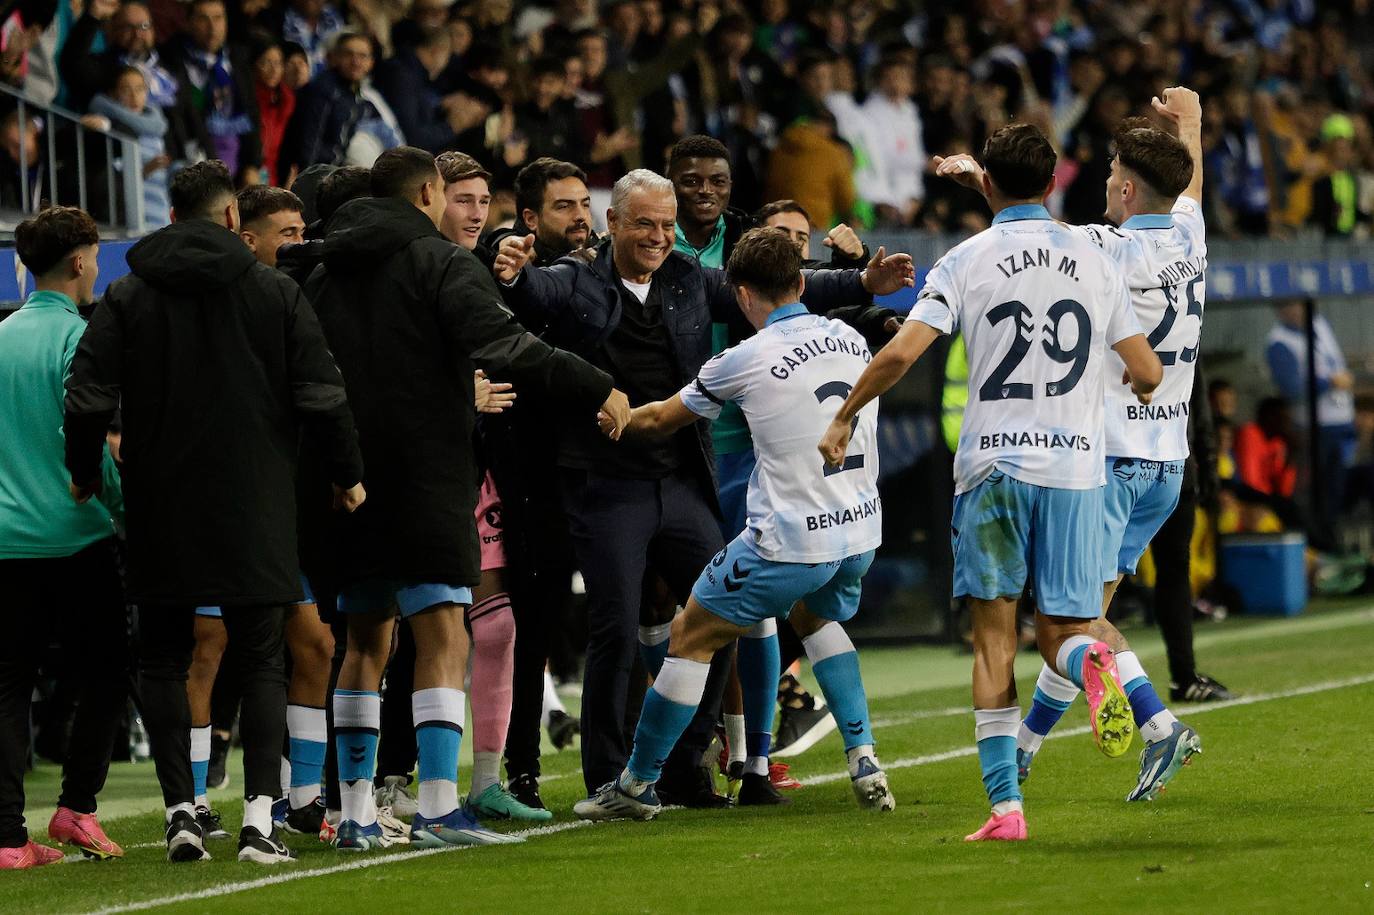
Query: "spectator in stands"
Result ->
[[1310, 113, 1363, 236], [270, 0, 345, 77], [1208, 83, 1271, 237], [1266, 298, 1356, 547], [516, 56, 578, 165], [390, 0, 450, 53], [0, 206, 128, 870], [282, 40, 311, 90], [668, 134, 737, 268], [489, 157, 593, 264], [852, 55, 925, 227], [1233, 396, 1305, 530], [85, 66, 173, 228], [372, 27, 472, 155], [764, 109, 855, 231], [281, 29, 402, 172], [1062, 85, 1131, 226], [252, 39, 295, 186], [1210, 377, 1239, 424], [0, 0, 56, 96], [64, 160, 364, 863], [162, 0, 262, 185]]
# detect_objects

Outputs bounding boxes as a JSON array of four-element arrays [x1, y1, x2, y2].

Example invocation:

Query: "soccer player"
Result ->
[[574, 227, 894, 821], [933, 87, 1209, 802], [818, 124, 1163, 841]]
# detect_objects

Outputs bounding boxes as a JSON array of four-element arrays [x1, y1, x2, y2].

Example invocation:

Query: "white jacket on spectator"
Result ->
[[851, 93, 925, 212]]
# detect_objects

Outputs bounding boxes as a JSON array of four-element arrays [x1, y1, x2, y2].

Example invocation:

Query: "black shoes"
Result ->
[[656, 765, 731, 809], [737, 772, 789, 807], [508, 772, 547, 811], [547, 710, 580, 750], [207, 732, 230, 790], [237, 825, 295, 864], [1170, 674, 1234, 703], [194, 805, 230, 840], [166, 809, 209, 862]]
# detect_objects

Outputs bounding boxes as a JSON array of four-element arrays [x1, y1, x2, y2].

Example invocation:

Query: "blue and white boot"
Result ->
[[333, 819, 392, 852], [1127, 722, 1201, 802], [410, 808, 524, 847], [850, 756, 896, 811], [572, 776, 663, 822]]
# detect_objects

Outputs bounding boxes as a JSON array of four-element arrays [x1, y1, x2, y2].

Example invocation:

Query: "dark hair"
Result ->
[[15, 206, 99, 277], [727, 227, 803, 302], [436, 150, 492, 185], [981, 123, 1057, 200], [1209, 378, 1235, 396], [370, 146, 439, 200], [236, 185, 303, 228], [316, 166, 371, 222], [113, 64, 145, 87], [529, 55, 565, 80], [170, 160, 235, 220], [187, 0, 225, 16], [1112, 117, 1193, 200], [795, 48, 835, 77], [282, 40, 308, 61], [328, 28, 372, 55], [756, 199, 811, 227], [668, 134, 731, 174], [514, 157, 587, 219]]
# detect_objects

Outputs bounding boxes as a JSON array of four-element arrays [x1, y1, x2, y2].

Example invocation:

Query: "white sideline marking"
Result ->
[[800, 672, 1374, 786], [81, 672, 1374, 912], [82, 820, 593, 914]]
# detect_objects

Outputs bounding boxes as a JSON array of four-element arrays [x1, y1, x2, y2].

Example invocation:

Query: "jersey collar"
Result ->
[[1121, 213, 1174, 229], [765, 301, 809, 326], [992, 204, 1051, 225], [22, 289, 78, 314]]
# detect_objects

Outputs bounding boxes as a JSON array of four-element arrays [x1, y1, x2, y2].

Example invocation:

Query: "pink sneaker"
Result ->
[[1080, 641, 1135, 758], [964, 810, 1028, 842], [0, 840, 65, 869], [48, 808, 123, 859]]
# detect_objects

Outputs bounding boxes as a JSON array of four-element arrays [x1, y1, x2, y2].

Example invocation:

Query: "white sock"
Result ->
[[166, 801, 195, 824], [243, 795, 273, 835], [340, 779, 376, 827], [541, 670, 565, 727], [618, 767, 652, 798], [724, 714, 746, 766], [279, 755, 292, 801], [845, 743, 876, 777], [471, 751, 501, 796], [418, 779, 458, 819], [190, 725, 211, 809], [1055, 635, 1096, 682], [992, 799, 1024, 816], [745, 756, 768, 777], [1141, 709, 1180, 743]]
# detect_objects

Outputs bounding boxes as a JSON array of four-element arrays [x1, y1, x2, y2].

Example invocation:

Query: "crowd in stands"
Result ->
[[0, 0, 1370, 237]]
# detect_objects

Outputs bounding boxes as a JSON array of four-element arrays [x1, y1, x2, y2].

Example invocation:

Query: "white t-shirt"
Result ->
[[679, 305, 882, 562], [910, 206, 1141, 494], [1073, 196, 1206, 461], [620, 277, 652, 304]]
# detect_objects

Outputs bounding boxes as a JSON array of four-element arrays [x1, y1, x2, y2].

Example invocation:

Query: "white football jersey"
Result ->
[[910, 205, 1142, 494], [1074, 196, 1206, 461], [680, 305, 882, 563]]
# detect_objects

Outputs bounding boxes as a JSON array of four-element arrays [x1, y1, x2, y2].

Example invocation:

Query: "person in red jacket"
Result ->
[[253, 38, 295, 186], [1234, 397, 1298, 499]]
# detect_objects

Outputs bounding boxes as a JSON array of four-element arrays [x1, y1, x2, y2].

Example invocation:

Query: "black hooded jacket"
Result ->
[[304, 197, 613, 588], [64, 220, 362, 606]]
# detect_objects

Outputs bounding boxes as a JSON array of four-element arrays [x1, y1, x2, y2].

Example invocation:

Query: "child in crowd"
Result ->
[[86, 67, 171, 227]]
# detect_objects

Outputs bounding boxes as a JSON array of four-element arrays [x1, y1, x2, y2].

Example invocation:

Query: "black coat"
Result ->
[[64, 220, 362, 606], [501, 242, 892, 480], [159, 39, 263, 173], [304, 197, 614, 588]]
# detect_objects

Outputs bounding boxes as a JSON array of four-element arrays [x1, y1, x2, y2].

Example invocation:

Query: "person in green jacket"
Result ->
[[0, 206, 128, 869]]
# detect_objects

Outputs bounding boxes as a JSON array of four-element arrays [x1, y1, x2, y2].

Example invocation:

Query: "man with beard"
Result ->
[[486, 157, 596, 266]]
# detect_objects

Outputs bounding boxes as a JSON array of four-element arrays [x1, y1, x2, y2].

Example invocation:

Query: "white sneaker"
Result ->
[[850, 756, 896, 812], [375, 776, 419, 820], [376, 806, 410, 845]]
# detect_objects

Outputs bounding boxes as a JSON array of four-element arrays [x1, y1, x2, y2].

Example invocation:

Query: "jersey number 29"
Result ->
[[977, 299, 1092, 402]]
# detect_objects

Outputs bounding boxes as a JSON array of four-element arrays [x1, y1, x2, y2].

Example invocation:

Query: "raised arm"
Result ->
[[1152, 86, 1204, 202]]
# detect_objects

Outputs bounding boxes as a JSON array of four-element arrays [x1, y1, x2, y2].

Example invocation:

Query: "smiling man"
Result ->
[[494, 168, 914, 809], [436, 151, 491, 251], [236, 186, 306, 268]]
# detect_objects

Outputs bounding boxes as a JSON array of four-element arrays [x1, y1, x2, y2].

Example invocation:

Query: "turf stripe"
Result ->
[[800, 672, 1374, 786], [81, 821, 593, 914]]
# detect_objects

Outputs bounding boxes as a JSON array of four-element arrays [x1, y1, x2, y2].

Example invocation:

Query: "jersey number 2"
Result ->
[[977, 299, 1092, 401], [815, 381, 865, 476]]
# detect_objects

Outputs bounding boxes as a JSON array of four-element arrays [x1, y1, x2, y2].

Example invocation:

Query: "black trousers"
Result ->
[[376, 623, 417, 781], [0, 539, 129, 847], [138, 602, 287, 808], [1150, 484, 1198, 687], [561, 467, 726, 793], [505, 472, 580, 781]]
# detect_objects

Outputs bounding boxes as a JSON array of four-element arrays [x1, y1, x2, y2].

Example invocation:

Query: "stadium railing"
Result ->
[[0, 82, 146, 237]]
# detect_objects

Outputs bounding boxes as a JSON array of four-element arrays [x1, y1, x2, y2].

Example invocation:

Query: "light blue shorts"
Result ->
[[951, 468, 1104, 619], [691, 533, 875, 629], [336, 579, 473, 618], [1102, 458, 1184, 580], [196, 575, 317, 617]]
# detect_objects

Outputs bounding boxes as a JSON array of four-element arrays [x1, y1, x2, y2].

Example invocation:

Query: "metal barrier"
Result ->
[[0, 83, 144, 235]]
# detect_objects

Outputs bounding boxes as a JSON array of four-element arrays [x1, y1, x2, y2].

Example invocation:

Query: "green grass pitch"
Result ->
[[4, 601, 1373, 913]]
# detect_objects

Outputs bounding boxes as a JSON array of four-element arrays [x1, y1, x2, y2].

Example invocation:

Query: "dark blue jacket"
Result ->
[[501, 241, 892, 479], [373, 50, 456, 154]]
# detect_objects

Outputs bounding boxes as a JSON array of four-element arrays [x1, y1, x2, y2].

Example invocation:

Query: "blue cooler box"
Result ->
[[1219, 533, 1307, 616]]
